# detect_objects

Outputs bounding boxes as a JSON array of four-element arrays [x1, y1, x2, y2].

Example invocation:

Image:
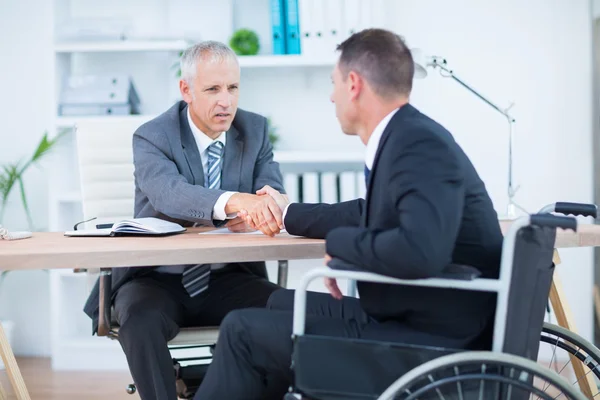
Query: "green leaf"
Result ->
[[20, 130, 67, 175], [2, 164, 21, 203], [17, 176, 33, 230], [0, 271, 9, 292]]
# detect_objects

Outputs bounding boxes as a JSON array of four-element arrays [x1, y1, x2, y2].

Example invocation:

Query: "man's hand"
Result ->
[[324, 253, 343, 300], [239, 185, 290, 237], [256, 185, 289, 211], [225, 217, 256, 233]]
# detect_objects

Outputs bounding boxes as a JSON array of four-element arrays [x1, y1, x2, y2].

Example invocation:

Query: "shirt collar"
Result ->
[[187, 107, 226, 154], [365, 108, 399, 170]]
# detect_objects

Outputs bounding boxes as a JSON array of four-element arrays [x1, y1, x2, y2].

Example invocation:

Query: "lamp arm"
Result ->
[[428, 56, 521, 217], [430, 57, 515, 123]]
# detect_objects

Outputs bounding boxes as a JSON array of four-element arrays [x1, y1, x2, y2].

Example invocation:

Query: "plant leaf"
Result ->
[[17, 176, 33, 230], [0, 271, 9, 292], [20, 130, 67, 175], [1, 164, 20, 203]]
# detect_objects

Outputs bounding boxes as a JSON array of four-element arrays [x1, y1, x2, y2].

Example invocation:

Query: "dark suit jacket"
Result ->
[[83, 101, 285, 334], [285, 104, 503, 349]]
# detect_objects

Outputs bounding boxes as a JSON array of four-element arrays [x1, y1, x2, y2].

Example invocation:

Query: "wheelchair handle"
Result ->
[[530, 214, 577, 232], [554, 202, 597, 218]]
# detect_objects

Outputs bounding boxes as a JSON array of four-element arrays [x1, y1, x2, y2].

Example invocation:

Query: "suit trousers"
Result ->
[[194, 288, 464, 400], [113, 265, 279, 400]]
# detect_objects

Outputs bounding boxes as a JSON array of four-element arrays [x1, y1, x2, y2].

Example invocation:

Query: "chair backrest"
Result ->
[[74, 116, 152, 228], [501, 225, 557, 360]]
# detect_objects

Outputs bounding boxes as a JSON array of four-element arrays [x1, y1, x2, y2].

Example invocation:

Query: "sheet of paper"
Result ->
[[198, 228, 287, 235]]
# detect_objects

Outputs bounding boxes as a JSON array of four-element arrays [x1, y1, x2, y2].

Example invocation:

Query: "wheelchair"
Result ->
[[284, 213, 588, 399]]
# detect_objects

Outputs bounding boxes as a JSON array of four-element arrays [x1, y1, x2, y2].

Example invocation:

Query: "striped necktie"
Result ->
[[182, 141, 225, 297]]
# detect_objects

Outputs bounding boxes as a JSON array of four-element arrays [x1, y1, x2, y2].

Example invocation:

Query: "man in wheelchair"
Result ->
[[193, 28, 505, 399]]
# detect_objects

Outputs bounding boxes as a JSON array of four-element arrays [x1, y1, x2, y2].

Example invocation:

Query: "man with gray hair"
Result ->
[[83, 40, 287, 400]]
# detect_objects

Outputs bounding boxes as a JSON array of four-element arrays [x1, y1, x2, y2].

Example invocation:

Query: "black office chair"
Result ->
[[285, 214, 586, 399]]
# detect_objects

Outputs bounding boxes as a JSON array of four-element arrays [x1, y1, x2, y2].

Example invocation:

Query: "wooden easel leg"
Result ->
[[0, 379, 7, 400], [0, 322, 30, 399], [549, 258, 597, 399], [593, 285, 600, 329]]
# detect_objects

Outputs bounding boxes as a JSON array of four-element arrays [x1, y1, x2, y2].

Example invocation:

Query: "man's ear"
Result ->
[[347, 71, 362, 101], [179, 79, 193, 103]]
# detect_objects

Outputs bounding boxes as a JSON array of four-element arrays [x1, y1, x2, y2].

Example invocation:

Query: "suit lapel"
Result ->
[[362, 104, 416, 226], [179, 106, 205, 186], [221, 125, 243, 191]]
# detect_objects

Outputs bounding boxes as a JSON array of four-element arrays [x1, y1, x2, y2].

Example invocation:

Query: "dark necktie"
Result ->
[[364, 165, 370, 188], [182, 141, 224, 297]]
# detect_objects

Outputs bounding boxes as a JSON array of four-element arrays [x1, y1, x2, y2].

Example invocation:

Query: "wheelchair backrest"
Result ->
[[501, 225, 557, 360]]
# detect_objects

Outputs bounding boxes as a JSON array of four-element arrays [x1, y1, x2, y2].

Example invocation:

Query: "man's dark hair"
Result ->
[[336, 28, 414, 99]]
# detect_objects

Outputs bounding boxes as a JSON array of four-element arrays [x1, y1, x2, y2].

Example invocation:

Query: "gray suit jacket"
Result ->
[[83, 100, 285, 334]]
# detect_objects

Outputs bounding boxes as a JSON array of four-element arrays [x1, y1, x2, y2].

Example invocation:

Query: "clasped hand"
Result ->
[[238, 185, 289, 237], [238, 191, 343, 300]]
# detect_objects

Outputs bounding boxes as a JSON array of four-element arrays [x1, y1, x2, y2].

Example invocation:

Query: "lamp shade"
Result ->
[[411, 48, 428, 79]]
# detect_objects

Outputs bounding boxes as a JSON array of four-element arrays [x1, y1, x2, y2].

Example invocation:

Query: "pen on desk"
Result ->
[[96, 223, 114, 229]]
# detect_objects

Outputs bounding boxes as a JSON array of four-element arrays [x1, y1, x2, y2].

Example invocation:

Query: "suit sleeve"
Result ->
[[284, 199, 364, 239], [133, 129, 225, 225], [252, 118, 286, 194], [325, 133, 465, 279]]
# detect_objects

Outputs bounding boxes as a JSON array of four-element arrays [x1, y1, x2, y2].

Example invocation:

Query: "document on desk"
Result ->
[[199, 228, 287, 235]]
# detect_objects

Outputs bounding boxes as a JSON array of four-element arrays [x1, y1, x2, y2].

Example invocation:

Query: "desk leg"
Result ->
[[549, 266, 596, 399], [277, 260, 289, 288], [0, 321, 30, 399]]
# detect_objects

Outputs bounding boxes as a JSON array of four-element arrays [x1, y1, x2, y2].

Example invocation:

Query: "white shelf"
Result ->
[[53, 40, 336, 69], [238, 54, 337, 68], [56, 114, 156, 128], [54, 39, 189, 53], [274, 151, 363, 163]]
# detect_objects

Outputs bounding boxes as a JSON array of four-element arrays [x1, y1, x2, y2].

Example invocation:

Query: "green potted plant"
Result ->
[[0, 131, 65, 228], [229, 28, 260, 56], [0, 130, 64, 367]]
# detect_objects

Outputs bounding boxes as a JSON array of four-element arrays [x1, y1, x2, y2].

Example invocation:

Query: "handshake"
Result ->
[[224, 185, 289, 236]]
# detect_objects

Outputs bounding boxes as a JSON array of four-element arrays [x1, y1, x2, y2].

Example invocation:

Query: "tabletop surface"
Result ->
[[0, 228, 325, 270], [1, 220, 599, 271]]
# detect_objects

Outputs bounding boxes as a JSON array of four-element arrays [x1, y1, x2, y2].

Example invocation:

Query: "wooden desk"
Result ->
[[0, 229, 324, 400], [0, 228, 325, 271], [0, 222, 599, 399]]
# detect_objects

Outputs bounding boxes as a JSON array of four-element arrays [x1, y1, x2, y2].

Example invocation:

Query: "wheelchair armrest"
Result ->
[[97, 268, 112, 337], [292, 266, 499, 336], [327, 258, 481, 281]]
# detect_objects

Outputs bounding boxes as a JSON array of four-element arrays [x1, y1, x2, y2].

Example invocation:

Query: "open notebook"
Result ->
[[64, 217, 186, 237]]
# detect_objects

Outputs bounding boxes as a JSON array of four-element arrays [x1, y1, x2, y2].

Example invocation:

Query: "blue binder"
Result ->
[[271, 0, 287, 55], [284, 0, 301, 54]]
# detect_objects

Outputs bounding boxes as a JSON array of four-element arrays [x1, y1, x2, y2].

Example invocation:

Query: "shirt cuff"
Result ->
[[282, 203, 293, 229], [213, 191, 238, 220]]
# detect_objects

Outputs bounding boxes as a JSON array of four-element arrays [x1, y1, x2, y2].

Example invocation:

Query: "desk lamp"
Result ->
[[411, 48, 521, 218]]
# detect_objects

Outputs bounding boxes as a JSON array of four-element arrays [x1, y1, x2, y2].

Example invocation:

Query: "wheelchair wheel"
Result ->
[[539, 322, 600, 396], [377, 351, 586, 400]]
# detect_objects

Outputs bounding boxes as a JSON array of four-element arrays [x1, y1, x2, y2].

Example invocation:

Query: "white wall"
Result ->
[[0, 0, 54, 356], [388, 0, 594, 339], [0, 0, 595, 358]]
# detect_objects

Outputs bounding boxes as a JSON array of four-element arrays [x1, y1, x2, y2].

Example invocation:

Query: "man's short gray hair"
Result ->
[[180, 41, 239, 84]]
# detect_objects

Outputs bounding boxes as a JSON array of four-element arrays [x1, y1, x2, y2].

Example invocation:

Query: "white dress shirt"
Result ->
[[282, 107, 399, 227], [187, 108, 237, 221], [156, 110, 237, 274]]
